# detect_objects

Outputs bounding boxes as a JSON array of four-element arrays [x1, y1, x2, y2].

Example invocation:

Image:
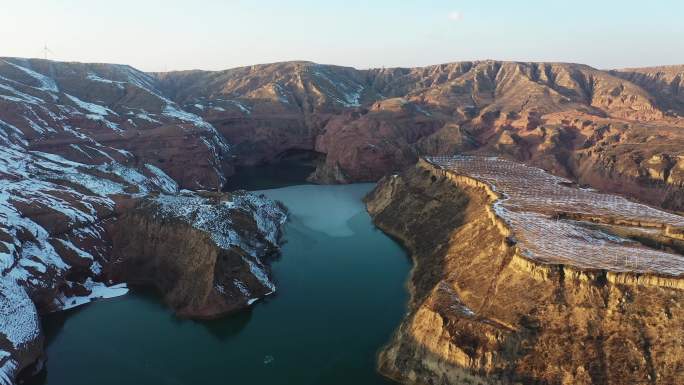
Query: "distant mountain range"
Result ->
[[1, 56, 684, 384], [2, 58, 684, 205]]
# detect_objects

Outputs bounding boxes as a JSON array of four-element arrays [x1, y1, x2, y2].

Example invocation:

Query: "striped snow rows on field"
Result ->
[[428, 156, 684, 276]]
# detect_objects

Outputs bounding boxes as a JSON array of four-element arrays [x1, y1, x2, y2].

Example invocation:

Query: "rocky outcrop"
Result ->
[[2, 55, 684, 384], [0, 281, 43, 385], [3, 56, 683, 207], [0, 58, 288, 383], [152, 60, 684, 210], [366, 159, 684, 385], [0, 186, 286, 384], [612, 65, 684, 117], [312, 102, 442, 183], [108, 191, 286, 318]]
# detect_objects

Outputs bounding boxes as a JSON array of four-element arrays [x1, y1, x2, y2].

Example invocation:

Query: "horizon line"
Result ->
[[2, 55, 683, 74]]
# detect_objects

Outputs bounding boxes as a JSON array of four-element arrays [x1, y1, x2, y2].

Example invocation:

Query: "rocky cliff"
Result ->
[[0, 185, 286, 385], [366, 159, 684, 385], [0, 58, 287, 384], [0, 57, 231, 190], [3, 56, 683, 209], [3, 56, 684, 384], [612, 65, 684, 117], [109, 191, 286, 318], [0, 183, 286, 385], [153, 61, 684, 211]]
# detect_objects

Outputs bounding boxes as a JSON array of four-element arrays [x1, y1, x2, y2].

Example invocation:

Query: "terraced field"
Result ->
[[427, 156, 684, 277]]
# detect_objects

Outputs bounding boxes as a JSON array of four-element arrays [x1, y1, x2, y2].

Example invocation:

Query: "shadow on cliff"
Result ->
[[129, 286, 255, 342], [222, 149, 322, 191], [367, 167, 470, 302], [199, 308, 254, 341]]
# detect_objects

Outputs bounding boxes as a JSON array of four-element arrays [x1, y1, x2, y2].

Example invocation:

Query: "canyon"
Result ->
[[366, 158, 684, 384], [154, 61, 684, 210], [0, 58, 286, 384], [1, 56, 684, 384]]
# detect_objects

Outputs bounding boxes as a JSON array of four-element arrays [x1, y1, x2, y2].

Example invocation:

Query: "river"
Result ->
[[30, 170, 411, 385]]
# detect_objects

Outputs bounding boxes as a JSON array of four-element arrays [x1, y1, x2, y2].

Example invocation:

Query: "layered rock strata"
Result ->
[[366, 157, 684, 385], [0, 57, 286, 385], [155, 61, 684, 211], [109, 191, 286, 318], [4, 57, 684, 210]]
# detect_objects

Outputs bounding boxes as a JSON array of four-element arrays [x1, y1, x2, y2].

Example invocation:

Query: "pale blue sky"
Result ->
[[1, 0, 682, 72]]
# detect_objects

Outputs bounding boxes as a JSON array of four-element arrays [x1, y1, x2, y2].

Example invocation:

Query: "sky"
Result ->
[[1, 0, 683, 72]]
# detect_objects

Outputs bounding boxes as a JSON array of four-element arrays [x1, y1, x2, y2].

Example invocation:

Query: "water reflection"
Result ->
[[30, 184, 409, 385]]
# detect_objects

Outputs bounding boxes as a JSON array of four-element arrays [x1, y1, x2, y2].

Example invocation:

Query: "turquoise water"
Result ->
[[31, 184, 411, 385]]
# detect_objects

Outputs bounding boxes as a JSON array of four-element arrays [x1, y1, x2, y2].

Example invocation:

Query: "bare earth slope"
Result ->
[[0, 58, 287, 385], [612, 65, 684, 117], [366, 158, 684, 385], [2, 57, 684, 384], [0, 58, 232, 189], [7, 57, 679, 204], [154, 61, 684, 210]]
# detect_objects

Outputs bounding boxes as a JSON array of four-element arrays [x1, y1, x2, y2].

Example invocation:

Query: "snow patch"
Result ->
[[233, 279, 251, 297], [1, 60, 58, 93], [162, 104, 212, 130], [152, 192, 286, 292], [0, 278, 40, 349], [134, 111, 160, 123], [0, 356, 17, 385], [144, 164, 179, 194], [86, 73, 125, 89], [0, 82, 45, 105], [312, 67, 364, 107], [65, 94, 122, 133], [227, 100, 252, 114], [56, 279, 129, 311]]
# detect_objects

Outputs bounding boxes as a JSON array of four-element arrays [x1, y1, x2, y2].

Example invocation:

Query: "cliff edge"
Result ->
[[366, 158, 684, 385]]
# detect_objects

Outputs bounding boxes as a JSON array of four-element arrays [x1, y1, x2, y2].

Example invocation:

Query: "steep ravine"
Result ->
[[366, 160, 684, 385]]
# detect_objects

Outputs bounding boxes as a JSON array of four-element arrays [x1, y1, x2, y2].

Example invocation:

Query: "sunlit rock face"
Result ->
[[0, 58, 286, 385], [2, 56, 684, 384], [13, 58, 683, 204], [428, 156, 684, 277], [366, 158, 684, 385], [611, 65, 684, 118], [155, 61, 684, 210]]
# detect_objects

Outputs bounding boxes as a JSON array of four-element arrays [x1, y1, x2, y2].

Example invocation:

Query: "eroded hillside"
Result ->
[[366, 157, 684, 385], [154, 61, 684, 210], [0, 58, 287, 385], [2, 56, 684, 385]]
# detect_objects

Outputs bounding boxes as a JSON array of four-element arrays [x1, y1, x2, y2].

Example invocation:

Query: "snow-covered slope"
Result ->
[[0, 58, 285, 384], [0, 57, 231, 189]]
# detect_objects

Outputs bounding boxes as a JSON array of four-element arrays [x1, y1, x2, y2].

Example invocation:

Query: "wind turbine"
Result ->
[[42, 44, 54, 60]]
